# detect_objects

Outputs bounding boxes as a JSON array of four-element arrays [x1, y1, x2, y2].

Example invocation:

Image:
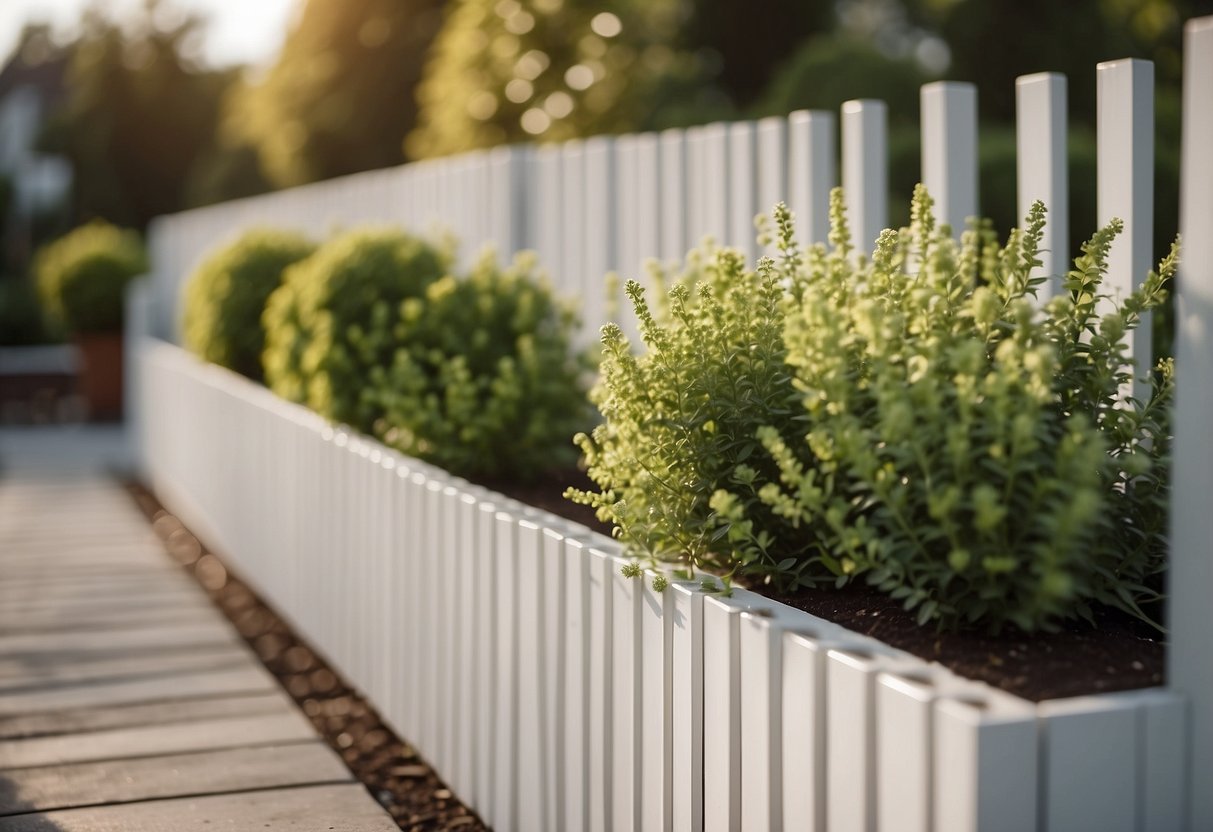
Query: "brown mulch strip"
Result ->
[[125, 482, 488, 832]]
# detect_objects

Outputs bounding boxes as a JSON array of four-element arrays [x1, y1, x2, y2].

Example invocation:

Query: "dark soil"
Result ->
[[125, 482, 488, 832], [769, 584, 1164, 701], [488, 471, 1166, 703]]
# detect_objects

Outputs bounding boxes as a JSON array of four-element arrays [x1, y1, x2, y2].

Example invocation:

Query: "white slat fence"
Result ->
[[128, 17, 1213, 831]]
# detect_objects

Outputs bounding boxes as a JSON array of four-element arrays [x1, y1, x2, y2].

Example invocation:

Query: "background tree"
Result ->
[[227, 0, 444, 187], [38, 3, 235, 229], [407, 0, 708, 158]]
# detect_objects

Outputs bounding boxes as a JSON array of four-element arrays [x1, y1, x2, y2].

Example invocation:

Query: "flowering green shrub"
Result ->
[[750, 187, 1173, 631], [182, 229, 315, 381], [369, 251, 590, 481], [574, 188, 1173, 632], [262, 228, 448, 429], [565, 238, 820, 589], [35, 221, 146, 334]]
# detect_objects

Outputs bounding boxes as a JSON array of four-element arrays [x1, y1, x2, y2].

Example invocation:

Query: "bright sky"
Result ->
[[0, 0, 301, 69]]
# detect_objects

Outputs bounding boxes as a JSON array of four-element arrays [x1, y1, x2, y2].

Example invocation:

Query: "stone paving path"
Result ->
[[0, 436, 400, 830]]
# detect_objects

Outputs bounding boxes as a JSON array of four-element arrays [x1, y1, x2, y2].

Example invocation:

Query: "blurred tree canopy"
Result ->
[[38, 3, 236, 229], [227, 0, 444, 187], [407, 0, 702, 157], [408, 0, 843, 158]]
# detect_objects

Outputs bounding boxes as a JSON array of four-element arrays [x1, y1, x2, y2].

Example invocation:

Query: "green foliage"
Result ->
[[0, 277, 54, 346], [368, 251, 590, 480], [408, 0, 705, 158], [757, 37, 932, 127], [229, 0, 444, 185], [746, 187, 1173, 632], [34, 221, 146, 334], [574, 189, 1173, 632], [262, 228, 449, 429], [565, 235, 823, 589], [182, 229, 316, 381], [40, 5, 237, 228]]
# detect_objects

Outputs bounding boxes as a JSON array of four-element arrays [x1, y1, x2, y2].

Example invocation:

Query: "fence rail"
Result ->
[[129, 15, 1213, 830]]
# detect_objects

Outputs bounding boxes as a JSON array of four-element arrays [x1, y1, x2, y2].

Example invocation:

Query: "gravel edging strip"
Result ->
[[124, 481, 489, 832]]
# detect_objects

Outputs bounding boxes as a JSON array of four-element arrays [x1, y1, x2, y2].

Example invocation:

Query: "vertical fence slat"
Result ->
[[702, 595, 742, 832], [660, 128, 688, 263], [516, 520, 546, 832], [702, 122, 730, 245], [1171, 16, 1213, 831], [635, 132, 662, 276], [1038, 698, 1139, 832], [756, 116, 788, 228], [932, 697, 1038, 832], [729, 121, 758, 259], [473, 500, 499, 817], [615, 134, 641, 343], [588, 547, 614, 832], [787, 110, 836, 246], [492, 511, 520, 832], [535, 144, 564, 289], [611, 562, 642, 832], [921, 81, 979, 236], [1097, 57, 1155, 402], [670, 582, 704, 832], [563, 539, 592, 832], [739, 607, 786, 832], [541, 529, 569, 832], [640, 578, 671, 832], [876, 675, 935, 832], [841, 100, 888, 252], [560, 141, 588, 347], [1016, 72, 1069, 299], [584, 136, 617, 337], [453, 492, 480, 804]]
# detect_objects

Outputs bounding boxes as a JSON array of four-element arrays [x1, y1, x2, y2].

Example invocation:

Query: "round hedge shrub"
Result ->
[[182, 229, 316, 381], [262, 228, 449, 429], [35, 221, 146, 334], [368, 251, 590, 481]]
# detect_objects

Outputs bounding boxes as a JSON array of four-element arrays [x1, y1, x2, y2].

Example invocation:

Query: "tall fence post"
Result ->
[[921, 81, 979, 237], [1170, 15, 1213, 832], [1097, 58, 1155, 403], [1016, 72, 1069, 300], [841, 99, 888, 253], [788, 110, 837, 246]]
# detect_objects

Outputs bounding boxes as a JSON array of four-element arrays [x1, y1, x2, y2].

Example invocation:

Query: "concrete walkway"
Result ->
[[0, 427, 399, 830]]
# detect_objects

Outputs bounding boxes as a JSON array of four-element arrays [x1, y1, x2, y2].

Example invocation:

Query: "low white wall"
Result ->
[[137, 338, 1187, 832]]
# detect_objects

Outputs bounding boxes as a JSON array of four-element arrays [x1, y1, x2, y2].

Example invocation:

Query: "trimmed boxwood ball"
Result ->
[[182, 229, 316, 381], [35, 220, 146, 334], [368, 251, 591, 481], [262, 228, 449, 430]]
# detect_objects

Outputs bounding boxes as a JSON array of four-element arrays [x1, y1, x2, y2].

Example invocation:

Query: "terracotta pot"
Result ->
[[74, 332, 124, 421]]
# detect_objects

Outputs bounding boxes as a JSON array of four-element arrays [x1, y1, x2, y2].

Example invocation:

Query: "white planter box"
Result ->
[[136, 341, 1188, 831]]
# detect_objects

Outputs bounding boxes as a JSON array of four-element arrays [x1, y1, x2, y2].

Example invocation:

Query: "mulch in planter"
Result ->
[[769, 584, 1164, 702], [490, 471, 1165, 703], [125, 482, 488, 832]]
